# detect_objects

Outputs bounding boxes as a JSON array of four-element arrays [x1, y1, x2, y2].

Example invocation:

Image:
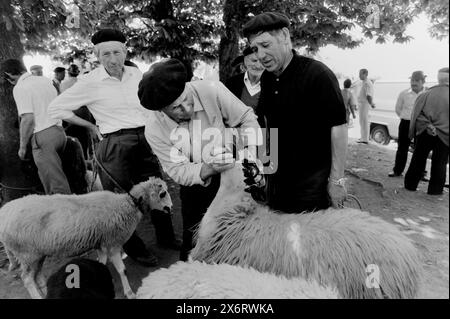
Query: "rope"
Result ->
[[339, 194, 363, 210], [90, 136, 144, 212]]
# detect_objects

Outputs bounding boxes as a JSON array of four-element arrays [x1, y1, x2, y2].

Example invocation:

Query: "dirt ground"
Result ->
[[0, 138, 448, 299]]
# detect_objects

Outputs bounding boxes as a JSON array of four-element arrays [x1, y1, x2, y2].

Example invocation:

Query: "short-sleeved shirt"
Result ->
[[357, 79, 374, 105], [395, 88, 425, 120], [48, 66, 148, 134], [12, 73, 62, 133], [256, 52, 347, 212]]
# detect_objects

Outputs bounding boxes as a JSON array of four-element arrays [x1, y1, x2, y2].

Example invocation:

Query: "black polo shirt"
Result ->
[[256, 51, 346, 212]]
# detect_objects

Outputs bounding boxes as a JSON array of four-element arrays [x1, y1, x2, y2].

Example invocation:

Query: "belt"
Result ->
[[102, 126, 145, 138]]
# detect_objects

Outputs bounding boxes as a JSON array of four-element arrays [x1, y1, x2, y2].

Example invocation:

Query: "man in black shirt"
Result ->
[[243, 12, 348, 213]]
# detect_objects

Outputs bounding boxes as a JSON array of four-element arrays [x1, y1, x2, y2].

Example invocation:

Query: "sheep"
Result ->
[[0, 176, 172, 299], [137, 260, 338, 299], [190, 164, 422, 299]]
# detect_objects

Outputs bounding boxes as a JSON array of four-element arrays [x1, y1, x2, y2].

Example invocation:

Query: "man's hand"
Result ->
[[18, 147, 28, 161], [426, 124, 437, 136], [88, 124, 103, 141], [328, 179, 348, 208]]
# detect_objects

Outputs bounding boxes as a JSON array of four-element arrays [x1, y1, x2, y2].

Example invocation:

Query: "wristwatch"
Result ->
[[330, 177, 346, 187]]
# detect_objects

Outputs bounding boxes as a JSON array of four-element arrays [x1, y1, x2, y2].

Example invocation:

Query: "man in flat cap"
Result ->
[[405, 67, 449, 195], [52, 67, 66, 95], [242, 12, 348, 213], [140, 58, 261, 260], [30, 65, 43, 76], [389, 71, 427, 178], [0, 59, 71, 195], [48, 29, 180, 267], [225, 46, 265, 111]]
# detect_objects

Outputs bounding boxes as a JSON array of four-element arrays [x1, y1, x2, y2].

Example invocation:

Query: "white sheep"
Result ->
[[190, 164, 422, 299], [137, 260, 338, 299], [0, 177, 172, 299]]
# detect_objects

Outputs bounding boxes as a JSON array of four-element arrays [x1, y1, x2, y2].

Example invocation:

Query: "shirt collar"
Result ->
[[97, 65, 130, 81]]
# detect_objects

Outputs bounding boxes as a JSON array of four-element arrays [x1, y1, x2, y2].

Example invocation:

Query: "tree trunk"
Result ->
[[219, 0, 247, 82], [0, 0, 42, 205]]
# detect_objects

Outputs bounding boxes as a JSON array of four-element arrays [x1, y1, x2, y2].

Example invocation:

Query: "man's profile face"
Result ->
[[55, 71, 65, 81], [96, 41, 126, 76], [249, 30, 288, 74], [161, 86, 194, 124], [410, 78, 424, 93]]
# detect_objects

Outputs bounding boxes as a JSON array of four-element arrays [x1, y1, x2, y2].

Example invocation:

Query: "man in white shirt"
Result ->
[[1, 59, 71, 195], [357, 68, 375, 144], [60, 64, 80, 93], [139, 58, 261, 260], [48, 29, 179, 267], [389, 71, 426, 177]]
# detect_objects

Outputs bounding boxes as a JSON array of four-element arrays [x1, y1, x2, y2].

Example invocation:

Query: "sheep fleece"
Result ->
[[137, 261, 338, 299]]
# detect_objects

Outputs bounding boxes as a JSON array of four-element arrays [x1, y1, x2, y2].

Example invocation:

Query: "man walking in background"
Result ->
[[389, 71, 427, 177], [357, 68, 375, 144]]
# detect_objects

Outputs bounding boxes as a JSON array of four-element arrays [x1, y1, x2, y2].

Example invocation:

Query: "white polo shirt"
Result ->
[[12, 73, 62, 133], [395, 87, 426, 120], [48, 66, 148, 134]]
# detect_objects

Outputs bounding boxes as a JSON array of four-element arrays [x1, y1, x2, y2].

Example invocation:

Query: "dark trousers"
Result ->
[[405, 132, 449, 195], [95, 127, 173, 257], [179, 175, 220, 261], [31, 125, 71, 195], [393, 119, 412, 175]]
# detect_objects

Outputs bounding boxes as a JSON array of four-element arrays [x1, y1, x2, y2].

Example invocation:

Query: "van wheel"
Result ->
[[370, 125, 390, 145]]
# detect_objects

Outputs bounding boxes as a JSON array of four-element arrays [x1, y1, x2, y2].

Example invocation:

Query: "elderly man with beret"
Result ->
[[48, 29, 180, 267], [242, 12, 348, 213], [405, 67, 449, 195], [139, 58, 261, 260]]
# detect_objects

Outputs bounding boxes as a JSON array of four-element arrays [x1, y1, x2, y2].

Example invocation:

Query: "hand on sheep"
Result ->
[[204, 147, 235, 175], [328, 179, 348, 208], [242, 158, 267, 203]]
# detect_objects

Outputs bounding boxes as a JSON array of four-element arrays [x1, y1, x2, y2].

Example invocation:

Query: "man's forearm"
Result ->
[[19, 115, 35, 150], [330, 124, 348, 180], [64, 113, 96, 129]]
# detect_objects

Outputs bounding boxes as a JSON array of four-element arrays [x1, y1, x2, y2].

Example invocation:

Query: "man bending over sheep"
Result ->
[[48, 29, 180, 267], [139, 58, 261, 261]]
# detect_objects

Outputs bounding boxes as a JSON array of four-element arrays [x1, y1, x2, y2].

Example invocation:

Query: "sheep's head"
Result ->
[[219, 163, 247, 193], [133, 177, 173, 214]]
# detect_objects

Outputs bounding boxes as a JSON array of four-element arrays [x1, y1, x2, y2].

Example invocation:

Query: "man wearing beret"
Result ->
[[243, 12, 348, 213], [48, 29, 180, 267], [225, 46, 265, 110], [139, 58, 261, 261], [405, 67, 449, 195]]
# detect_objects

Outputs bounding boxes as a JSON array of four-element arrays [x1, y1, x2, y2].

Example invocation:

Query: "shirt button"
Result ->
[[275, 91, 278, 94], [276, 78, 279, 81]]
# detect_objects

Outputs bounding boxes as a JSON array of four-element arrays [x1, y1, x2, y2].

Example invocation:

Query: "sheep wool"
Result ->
[[0, 176, 172, 299], [190, 164, 422, 299], [137, 261, 338, 299]]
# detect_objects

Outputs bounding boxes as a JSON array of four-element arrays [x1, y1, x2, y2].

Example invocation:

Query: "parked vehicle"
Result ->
[[369, 109, 399, 145]]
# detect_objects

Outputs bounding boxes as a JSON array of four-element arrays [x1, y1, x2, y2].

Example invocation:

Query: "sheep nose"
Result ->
[[159, 191, 167, 198]]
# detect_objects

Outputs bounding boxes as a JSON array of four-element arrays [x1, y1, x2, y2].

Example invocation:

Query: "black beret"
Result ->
[[138, 58, 187, 111], [243, 12, 290, 38], [91, 28, 126, 45]]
